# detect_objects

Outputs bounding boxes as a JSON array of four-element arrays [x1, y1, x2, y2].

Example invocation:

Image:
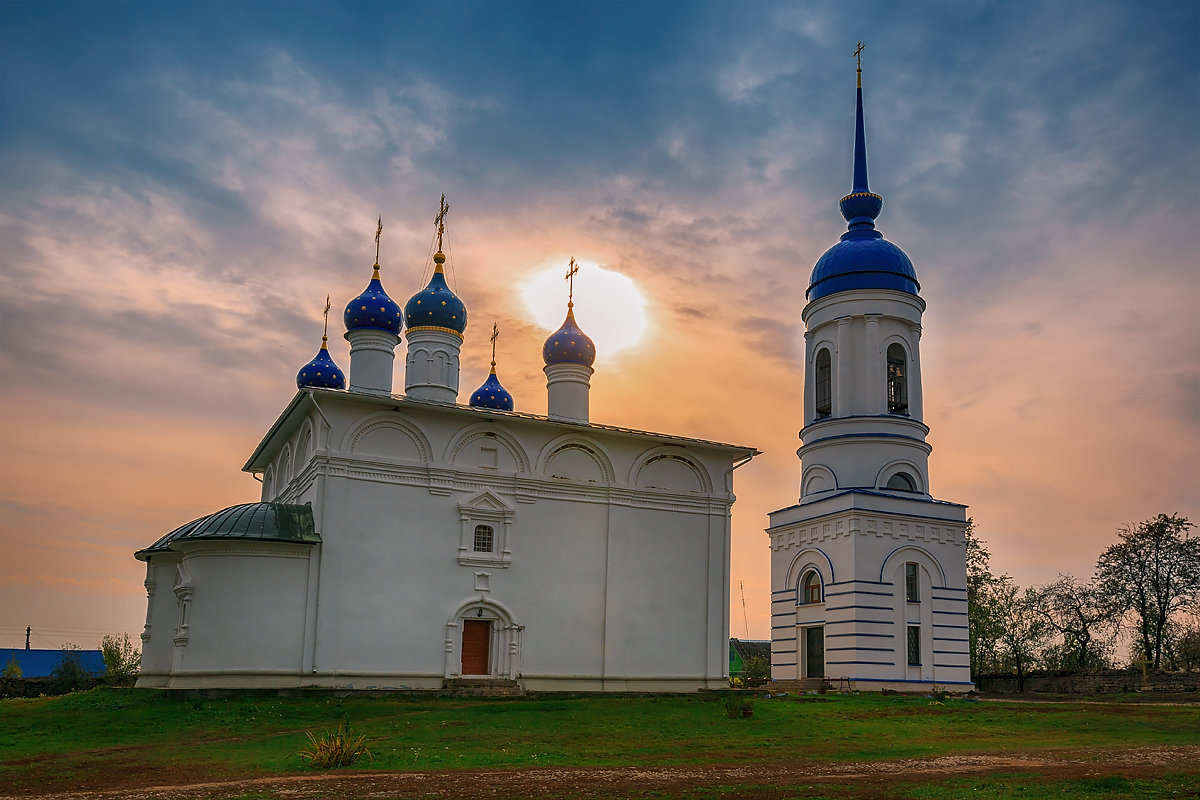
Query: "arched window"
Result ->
[[886, 472, 916, 492], [887, 344, 908, 414], [473, 525, 494, 554], [801, 571, 822, 604], [815, 349, 832, 419]]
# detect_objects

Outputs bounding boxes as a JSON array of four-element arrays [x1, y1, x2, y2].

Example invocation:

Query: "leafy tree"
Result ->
[[1035, 574, 1116, 673], [1097, 514, 1200, 669], [965, 520, 1006, 676], [1172, 621, 1200, 671], [100, 633, 142, 684], [51, 645, 90, 692], [993, 580, 1051, 691]]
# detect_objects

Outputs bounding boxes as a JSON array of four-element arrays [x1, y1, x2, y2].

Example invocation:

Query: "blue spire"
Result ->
[[852, 71, 870, 194], [838, 62, 884, 233], [806, 51, 920, 302]]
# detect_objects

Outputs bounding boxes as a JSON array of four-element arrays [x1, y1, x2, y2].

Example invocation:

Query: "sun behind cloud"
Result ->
[[521, 259, 648, 357]]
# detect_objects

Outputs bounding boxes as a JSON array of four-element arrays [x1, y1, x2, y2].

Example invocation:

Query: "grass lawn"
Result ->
[[1, 689, 1198, 797]]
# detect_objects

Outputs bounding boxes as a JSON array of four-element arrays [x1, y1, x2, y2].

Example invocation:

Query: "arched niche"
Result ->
[[538, 436, 613, 485], [630, 447, 710, 493], [445, 423, 531, 474], [343, 413, 432, 464], [801, 464, 838, 497]]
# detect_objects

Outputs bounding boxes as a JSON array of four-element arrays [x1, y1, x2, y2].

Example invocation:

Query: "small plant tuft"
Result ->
[[298, 722, 373, 769], [724, 692, 753, 719]]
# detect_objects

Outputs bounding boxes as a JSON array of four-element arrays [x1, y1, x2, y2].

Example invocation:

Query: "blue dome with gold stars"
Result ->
[[807, 67, 920, 303], [296, 337, 346, 390], [344, 266, 403, 334], [542, 307, 596, 367], [469, 368, 515, 411], [404, 254, 467, 335]]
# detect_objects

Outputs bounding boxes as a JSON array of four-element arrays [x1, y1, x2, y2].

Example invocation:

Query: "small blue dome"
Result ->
[[344, 267, 402, 334], [404, 265, 467, 335], [296, 338, 346, 390], [469, 368, 515, 411], [807, 228, 920, 301], [542, 307, 596, 367]]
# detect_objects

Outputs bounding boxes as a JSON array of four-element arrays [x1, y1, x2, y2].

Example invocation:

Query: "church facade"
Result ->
[[135, 218, 756, 692], [768, 63, 974, 692]]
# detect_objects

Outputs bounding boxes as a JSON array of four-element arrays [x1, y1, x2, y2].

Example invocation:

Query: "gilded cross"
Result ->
[[853, 41, 864, 71], [322, 294, 331, 339], [490, 322, 500, 365], [565, 257, 579, 305], [434, 193, 450, 252], [375, 216, 384, 264]]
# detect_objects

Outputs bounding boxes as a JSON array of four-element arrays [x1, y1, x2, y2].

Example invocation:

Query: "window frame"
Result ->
[[905, 562, 920, 603], [801, 571, 823, 605], [472, 524, 495, 554], [887, 343, 908, 415], [907, 625, 921, 666], [814, 348, 832, 419]]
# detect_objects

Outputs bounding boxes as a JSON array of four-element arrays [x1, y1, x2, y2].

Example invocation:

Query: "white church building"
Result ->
[[135, 211, 757, 692], [767, 62, 974, 692]]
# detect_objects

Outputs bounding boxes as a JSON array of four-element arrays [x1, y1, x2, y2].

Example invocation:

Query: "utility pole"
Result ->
[[739, 581, 749, 639], [25, 626, 31, 650]]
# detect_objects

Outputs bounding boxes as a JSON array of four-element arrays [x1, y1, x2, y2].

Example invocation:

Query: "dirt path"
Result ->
[[5, 745, 1198, 800]]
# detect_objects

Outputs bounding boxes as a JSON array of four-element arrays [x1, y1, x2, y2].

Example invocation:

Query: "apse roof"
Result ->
[[136, 502, 319, 560]]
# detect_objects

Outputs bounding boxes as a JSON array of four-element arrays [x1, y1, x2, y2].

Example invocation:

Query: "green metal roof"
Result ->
[[136, 502, 319, 559]]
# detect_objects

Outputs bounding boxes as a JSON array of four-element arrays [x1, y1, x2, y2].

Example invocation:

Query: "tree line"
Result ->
[[967, 513, 1200, 687]]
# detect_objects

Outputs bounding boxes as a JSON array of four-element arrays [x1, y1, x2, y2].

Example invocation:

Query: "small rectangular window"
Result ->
[[473, 525, 494, 553], [907, 625, 921, 666], [905, 562, 919, 602]]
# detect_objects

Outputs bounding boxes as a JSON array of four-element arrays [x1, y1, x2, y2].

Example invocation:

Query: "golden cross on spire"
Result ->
[[322, 294, 331, 341], [565, 257, 579, 306], [853, 41, 864, 87], [490, 322, 499, 366], [374, 216, 383, 265], [434, 193, 450, 252]]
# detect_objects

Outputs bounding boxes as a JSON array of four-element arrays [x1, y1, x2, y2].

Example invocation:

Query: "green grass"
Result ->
[[1, 690, 1198, 795]]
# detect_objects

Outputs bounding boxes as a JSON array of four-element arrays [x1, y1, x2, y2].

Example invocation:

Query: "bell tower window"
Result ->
[[887, 343, 908, 414], [886, 472, 916, 492], [815, 349, 832, 419]]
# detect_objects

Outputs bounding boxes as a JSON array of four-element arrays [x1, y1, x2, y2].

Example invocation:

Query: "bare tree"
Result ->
[[1036, 574, 1117, 673], [1097, 514, 1199, 670]]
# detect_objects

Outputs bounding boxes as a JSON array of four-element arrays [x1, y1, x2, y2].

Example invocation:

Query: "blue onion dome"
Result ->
[[404, 252, 467, 336], [806, 64, 920, 302], [344, 263, 403, 334], [542, 305, 596, 367], [469, 365, 515, 411], [296, 336, 346, 390]]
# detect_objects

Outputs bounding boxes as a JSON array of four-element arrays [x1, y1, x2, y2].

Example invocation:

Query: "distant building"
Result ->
[[767, 60, 973, 692], [1, 648, 105, 678], [729, 638, 771, 676], [135, 218, 757, 692]]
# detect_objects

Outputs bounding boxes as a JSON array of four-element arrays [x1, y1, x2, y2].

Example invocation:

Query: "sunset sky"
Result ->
[[2, 1, 1197, 650]]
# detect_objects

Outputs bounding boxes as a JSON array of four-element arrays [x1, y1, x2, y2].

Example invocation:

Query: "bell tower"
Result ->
[[767, 47, 973, 693]]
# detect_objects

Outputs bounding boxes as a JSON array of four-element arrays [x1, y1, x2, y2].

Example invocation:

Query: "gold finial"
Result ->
[[565, 257, 579, 308], [489, 322, 499, 372], [853, 41, 864, 87], [374, 216, 383, 266]]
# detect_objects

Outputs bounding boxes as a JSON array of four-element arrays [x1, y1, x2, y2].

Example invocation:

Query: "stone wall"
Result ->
[[976, 670, 1199, 695]]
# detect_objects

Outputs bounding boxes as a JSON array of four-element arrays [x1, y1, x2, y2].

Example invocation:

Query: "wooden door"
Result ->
[[461, 619, 491, 675], [805, 626, 824, 678]]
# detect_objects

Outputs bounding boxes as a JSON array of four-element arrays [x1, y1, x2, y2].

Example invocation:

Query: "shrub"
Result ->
[[100, 633, 141, 684], [2, 656, 21, 679], [298, 723, 373, 769], [743, 655, 770, 686]]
